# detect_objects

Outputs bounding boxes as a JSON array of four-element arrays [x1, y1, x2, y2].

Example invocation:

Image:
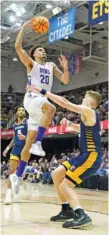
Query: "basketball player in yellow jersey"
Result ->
[[10, 19, 69, 194], [27, 85, 102, 229]]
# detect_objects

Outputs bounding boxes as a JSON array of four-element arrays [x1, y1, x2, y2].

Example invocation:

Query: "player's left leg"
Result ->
[[30, 101, 56, 155], [10, 130, 36, 194], [4, 158, 19, 205]]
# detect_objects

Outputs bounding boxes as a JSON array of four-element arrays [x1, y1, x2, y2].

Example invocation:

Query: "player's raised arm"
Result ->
[[45, 92, 96, 125], [15, 20, 33, 68], [26, 85, 83, 113], [45, 91, 93, 115], [52, 55, 69, 84]]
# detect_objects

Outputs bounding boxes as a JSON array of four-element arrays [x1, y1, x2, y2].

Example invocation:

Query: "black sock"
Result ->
[[62, 203, 71, 211]]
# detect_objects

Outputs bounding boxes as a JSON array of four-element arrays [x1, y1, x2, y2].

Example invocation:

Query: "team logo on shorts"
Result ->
[[70, 166, 75, 171]]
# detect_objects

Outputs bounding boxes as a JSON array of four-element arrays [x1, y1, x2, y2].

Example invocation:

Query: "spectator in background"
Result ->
[[8, 85, 13, 93], [23, 163, 33, 180], [103, 163, 109, 175], [28, 163, 40, 183], [1, 161, 10, 179], [41, 163, 52, 184], [50, 155, 59, 170], [27, 162, 37, 182], [60, 153, 67, 161], [96, 163, 105, 176]]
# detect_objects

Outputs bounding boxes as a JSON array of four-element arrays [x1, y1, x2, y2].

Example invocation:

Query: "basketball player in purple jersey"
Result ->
[[10, 19, 69, 194]]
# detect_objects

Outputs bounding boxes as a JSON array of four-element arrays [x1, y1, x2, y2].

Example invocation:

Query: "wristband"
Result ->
[[40, 89, 47, 96], [67, 120, 71, 126], [6, 146, 10, 151]]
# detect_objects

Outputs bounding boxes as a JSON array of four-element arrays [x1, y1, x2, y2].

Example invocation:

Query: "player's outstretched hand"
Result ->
[[58, 55, 68, 69], [60, 118, 71, 126]]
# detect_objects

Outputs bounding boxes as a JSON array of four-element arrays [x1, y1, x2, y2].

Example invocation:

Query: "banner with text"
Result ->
[[64, 51, 83, 76], [49, 8, 76, 43], [0, 120, 108, 139], [88, 0, 109, 26]]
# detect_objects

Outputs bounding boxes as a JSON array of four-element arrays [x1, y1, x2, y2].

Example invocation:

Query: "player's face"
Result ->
[[34, 47, 47, 60], [16, 108, 26, 118], [82, 94, 92, 106]]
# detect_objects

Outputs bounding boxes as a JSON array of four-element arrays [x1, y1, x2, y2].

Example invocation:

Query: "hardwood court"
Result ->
[[1, 179, 108, 235]]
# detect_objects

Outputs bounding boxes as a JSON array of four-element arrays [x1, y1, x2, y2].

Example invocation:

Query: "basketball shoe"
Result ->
[[4, 190, 12, 205], [10, 173, 19, 194], [62, 209, 92, 229], [50, 204, 75, 222], [29, 141, 45, 156]]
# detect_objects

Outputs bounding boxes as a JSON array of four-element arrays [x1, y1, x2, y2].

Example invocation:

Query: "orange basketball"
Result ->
[[32, 16, 49, 34]]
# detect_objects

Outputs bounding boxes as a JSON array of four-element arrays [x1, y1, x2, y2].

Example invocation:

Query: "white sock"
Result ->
[[6, 188, 12, 195], [36, 141, 41, 144], [62, 202, 69, 205], [73, 206, 82, 211]]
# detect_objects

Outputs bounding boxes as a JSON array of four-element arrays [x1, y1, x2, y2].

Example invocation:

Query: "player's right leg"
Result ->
[[29, 97, 56, 156], [4, 158, 19, 205], [10, 130, 36, 194]]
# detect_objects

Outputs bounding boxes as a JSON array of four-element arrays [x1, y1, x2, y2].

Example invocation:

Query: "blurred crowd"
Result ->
[[1, 145, 108, 187], [0, 82, 108, 128]]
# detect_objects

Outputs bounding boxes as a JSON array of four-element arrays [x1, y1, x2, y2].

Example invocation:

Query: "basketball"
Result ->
[[32, 16, 49, 34]]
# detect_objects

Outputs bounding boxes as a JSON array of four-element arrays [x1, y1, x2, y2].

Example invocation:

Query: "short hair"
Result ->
[[29, 45, 44, 60], [86, 90, 102, 106], [15, 106, 25, 113]]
